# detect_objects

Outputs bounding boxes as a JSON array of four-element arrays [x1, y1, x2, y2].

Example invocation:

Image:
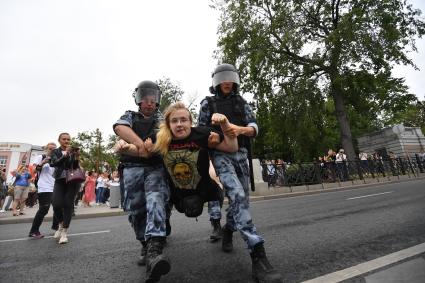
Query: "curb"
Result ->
[[0, 210, 127, 225], [248, 175, 425, 202], [1, 176, 424, 225]]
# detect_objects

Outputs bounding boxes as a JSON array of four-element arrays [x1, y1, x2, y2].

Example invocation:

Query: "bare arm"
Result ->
[[222, 124, 256, 138], [209, 113, 238, 153], [114, 139, 141, 157], [114, 125, 147, 157]]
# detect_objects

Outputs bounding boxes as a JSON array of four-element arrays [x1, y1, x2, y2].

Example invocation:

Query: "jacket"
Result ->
[[50, 148, 80, 180]]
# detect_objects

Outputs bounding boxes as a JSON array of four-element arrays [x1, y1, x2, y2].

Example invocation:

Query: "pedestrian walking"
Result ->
[[28, 142, 57, 239], [113, 80, 171, 282], [50, 132, 84, 244], [198, 63, 283, 282]]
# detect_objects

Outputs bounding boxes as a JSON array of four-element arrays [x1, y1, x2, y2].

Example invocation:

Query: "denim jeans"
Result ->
[[96, 187, 105, 203]]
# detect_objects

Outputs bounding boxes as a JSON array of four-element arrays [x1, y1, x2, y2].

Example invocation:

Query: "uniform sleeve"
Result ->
[[197, 99, 212, 127], [243, 101, 259, 136], [113, 110, 134, 132], [153, 110, 164, 132]]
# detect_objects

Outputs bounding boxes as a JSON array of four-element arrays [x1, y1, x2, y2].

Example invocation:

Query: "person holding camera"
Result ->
[[50, 133, 81, 244], [11, 165, 32, 216], [28, 142, 57, 239]]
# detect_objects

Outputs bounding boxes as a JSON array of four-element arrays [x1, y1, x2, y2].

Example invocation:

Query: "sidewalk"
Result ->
[[0, 203, 126, 225], [1, 174, 424, 225]]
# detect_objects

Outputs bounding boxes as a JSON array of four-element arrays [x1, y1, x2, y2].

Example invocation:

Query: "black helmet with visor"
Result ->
[[132, 80, 161, 106]]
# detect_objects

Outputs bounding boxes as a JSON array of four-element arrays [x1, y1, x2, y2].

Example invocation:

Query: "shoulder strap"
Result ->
[[232, 95, 246, 119], [206, 96, 218, 114]]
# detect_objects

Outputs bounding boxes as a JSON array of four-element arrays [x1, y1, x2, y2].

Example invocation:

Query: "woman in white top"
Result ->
[[29, 142, 57, 239], [96, 172, 109, 205]]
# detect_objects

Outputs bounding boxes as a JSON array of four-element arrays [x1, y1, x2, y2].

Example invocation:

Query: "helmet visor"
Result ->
[[212, 71, 240, 88], [134, 88, 161, 104]]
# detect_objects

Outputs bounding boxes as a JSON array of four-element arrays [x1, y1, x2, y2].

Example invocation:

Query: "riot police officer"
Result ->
[[113, 81, 170, 282], [198, 64, 283, 283]]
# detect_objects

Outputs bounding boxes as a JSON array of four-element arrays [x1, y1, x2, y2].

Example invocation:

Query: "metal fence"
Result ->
[[261, 155, 425, 187]]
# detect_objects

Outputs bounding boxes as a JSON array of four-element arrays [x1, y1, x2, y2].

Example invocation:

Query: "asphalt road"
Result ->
[[1, 179, 424, 283]]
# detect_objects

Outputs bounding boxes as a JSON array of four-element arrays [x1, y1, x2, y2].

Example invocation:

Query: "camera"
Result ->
[[70, 146, 80, 152]]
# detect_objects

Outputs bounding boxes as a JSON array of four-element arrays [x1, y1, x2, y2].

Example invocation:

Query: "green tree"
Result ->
[[386, 99, 425, 133], [213, 0, 425, 160], [72, 129, 119, 173], [157, 77, 184, 112]]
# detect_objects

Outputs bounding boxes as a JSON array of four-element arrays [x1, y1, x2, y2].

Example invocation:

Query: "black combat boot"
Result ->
[[250, 243, 283, 283], [221, 225, 233, 252], [210, 219, 222, 242], [145, 237, 171, 283], [137, 241, 147, 266], [166, 219, 171, 237]]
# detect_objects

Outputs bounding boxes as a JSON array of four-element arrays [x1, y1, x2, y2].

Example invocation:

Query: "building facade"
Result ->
[[357, 124, 425, 158], [0, 142, 44, 182]]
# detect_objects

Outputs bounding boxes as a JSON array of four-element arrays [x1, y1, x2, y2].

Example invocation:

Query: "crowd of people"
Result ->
[[0, 139, 122, 243], [262, 148, 425, 186], [0, 63, 284, 283], [1, 61, 424, 282], [111, 64, 282, 283]]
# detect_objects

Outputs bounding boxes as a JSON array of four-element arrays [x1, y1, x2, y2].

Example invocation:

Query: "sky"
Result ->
[[1, 0, 424, 146]]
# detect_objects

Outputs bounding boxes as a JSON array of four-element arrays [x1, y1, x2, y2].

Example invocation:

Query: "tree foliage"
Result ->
[[72, 129, 119, 173], [213, 0, 425, 161], [156, 77, 199, 122], [157, 77, 184, 113], [386, 99, 425, 134]]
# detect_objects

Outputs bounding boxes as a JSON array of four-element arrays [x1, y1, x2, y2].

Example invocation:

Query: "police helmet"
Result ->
[[132, 80, 161, 106], [210, 63, 240, 94]]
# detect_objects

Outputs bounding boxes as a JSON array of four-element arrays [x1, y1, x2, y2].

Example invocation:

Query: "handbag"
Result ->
[[66, 167, 86, 184], [7, 185, 15, 196], [7, 176, 16, 196]]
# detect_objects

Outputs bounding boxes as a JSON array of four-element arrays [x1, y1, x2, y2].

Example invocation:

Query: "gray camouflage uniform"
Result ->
[[114, 110, 170, 242], [198, 96, 264, 251]]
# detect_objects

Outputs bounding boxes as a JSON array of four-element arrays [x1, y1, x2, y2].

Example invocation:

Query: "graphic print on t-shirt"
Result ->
[[165, 148, 201, 190]]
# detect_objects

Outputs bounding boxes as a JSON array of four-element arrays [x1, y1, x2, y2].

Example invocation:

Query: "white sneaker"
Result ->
[[0, 209, 5, 213], [59, 229, 68, 244], [54, 224, 63, 240], [53, 228, 62, 240]]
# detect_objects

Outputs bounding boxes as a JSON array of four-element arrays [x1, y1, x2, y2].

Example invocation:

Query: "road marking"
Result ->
[[301, 242, 425, 283], [0, 230, 111, 243], [346, 191, 393, 200]]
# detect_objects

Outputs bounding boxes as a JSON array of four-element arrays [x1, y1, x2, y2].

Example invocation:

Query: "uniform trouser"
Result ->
[[52, 179, 80, 229], [208, 201, 222, 220], [123, 165, 169, 242], [30, 192, 52, 234], [212, 149, 264, 251]]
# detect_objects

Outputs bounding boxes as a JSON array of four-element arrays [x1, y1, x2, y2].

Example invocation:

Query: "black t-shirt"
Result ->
[[164, 126, 223, 196]]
